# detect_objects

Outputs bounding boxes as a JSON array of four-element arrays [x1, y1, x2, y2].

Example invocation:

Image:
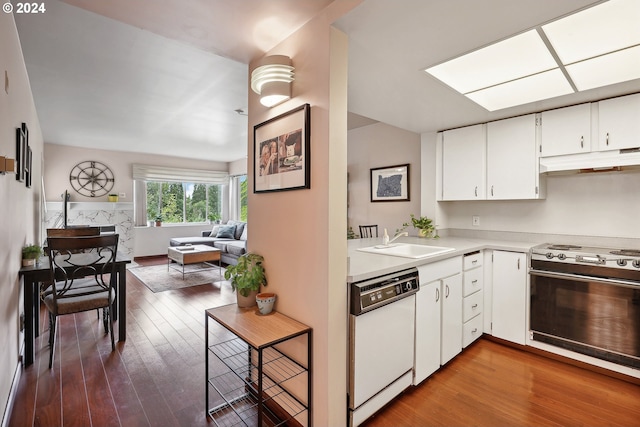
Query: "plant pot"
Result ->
[[418, 229, 433, 238], [236, 290, 258, 308], [256, 292, 276, 315], [22, 258, 36, 267], [108, 195, 119, 202], [155, 221, 162, 227]]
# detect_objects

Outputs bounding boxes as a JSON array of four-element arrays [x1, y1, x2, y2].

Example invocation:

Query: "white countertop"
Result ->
[[347, 236, 540, 283]]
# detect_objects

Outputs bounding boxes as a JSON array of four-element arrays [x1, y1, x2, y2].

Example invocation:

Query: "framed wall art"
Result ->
[[370, 163, 410, 202], [254, 103, 310, 193], [15, 124, 26, 182]]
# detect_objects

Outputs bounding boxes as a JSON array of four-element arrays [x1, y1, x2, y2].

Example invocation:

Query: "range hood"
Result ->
[[540, 149, 640, 174]]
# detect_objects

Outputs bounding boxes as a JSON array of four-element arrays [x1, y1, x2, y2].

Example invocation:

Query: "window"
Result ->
[[133, 164, 229, 226], [146, 182, 223, 224], [230, 175, 247, 222]]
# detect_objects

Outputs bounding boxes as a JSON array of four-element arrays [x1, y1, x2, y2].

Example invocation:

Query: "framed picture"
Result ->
[[15, 125, 26, 182], [254, 103, 310, 193], [26, 146, 32, 188], [370, 164, 410, 202]]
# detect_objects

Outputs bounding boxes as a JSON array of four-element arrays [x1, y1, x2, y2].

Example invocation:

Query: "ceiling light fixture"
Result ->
[[250, 55, 295, 108], [425, 0, 640, 111]]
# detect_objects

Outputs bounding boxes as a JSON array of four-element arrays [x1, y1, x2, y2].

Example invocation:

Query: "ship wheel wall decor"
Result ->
[[69, 161, 115, 197]]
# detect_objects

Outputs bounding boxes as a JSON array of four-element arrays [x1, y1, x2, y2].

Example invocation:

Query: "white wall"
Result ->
[[347, 122, 422, 237], [0, 13, 43, 424], [439, 171, 640, 239]]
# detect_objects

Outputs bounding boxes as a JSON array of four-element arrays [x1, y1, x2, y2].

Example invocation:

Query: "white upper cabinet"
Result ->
[[441, 124, 486, 201], [597, 93, 640, 151], [487, 114, 543, 200], [540, 103, 592, 157]]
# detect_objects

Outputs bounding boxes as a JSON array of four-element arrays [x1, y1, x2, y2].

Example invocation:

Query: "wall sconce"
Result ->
[[250, 55, 295, 107], [0, 156, 16, 174]]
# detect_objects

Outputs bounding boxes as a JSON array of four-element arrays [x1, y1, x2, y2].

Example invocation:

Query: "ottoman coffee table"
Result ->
[[167, 245, 221, 279]]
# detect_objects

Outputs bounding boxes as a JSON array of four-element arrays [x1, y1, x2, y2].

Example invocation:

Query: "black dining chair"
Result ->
[[359, 225, 379, 238], [44, 234, 119, 368]]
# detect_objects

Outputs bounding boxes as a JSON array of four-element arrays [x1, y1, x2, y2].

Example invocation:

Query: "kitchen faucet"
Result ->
[[382, 229, 408, 246]]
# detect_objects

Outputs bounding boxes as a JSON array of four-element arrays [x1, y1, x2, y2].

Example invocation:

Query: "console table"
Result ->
[[205, 304, 312, 426]]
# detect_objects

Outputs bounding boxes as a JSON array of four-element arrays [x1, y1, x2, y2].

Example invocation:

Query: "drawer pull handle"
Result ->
[[472, 304, 478, 309], [472, 279, 478, 284], [472, 328, 478, 333], [472, 260, 478, 264]]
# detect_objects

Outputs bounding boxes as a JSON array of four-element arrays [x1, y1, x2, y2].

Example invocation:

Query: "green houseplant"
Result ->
[[400, 214, 438, 238], [224, 253, 267, 307], [22, 244, 43, 267], [154, 215, 162, 227]]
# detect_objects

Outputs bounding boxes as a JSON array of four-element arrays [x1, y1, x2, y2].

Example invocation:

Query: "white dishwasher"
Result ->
[[348, 268, 419, 427]]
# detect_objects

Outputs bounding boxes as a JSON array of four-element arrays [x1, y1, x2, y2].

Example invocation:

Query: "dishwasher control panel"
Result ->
[[350, 268, 419, 315]]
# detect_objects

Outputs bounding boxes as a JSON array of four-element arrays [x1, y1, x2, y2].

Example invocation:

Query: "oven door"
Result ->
[[530, 267, 640, 368]]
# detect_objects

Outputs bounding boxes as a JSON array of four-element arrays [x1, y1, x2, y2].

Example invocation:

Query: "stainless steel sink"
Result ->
[[357, 243, 455, 259]]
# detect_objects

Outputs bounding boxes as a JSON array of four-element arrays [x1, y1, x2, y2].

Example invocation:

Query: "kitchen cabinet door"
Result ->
[[487, 114, 541, 200], [598, 93, 640, 151], [541, 103, 592, 157], [491, 251, 527, 345], [441, 273, 462, 365], [414, 280, 441, 384], [441, 125, 486, 200]]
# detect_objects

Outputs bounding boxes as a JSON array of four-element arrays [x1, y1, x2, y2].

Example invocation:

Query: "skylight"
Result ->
[[425, 0, 640, 111]]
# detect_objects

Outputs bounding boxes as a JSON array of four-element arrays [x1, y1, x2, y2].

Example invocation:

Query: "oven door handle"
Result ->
[[530, 269, 640, 290]]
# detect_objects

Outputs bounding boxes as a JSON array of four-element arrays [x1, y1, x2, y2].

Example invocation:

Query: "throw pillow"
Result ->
[[210, 225, 220, 237], [240, 224, 247, 241], [216, 224, 236, 239]]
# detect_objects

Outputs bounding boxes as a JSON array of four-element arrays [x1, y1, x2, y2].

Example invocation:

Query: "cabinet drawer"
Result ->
[[463, 252, 482, 270], [463, 314, 483, 348], [463, 290, 483, 322], [463, 268, 483, 297]]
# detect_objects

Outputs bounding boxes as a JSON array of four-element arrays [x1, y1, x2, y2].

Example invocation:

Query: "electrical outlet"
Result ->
[[119, 192, 126, 198], [472, 215, 480, 226]]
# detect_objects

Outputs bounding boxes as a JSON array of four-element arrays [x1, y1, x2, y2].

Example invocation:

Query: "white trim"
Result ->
[[2, 361, 22, 427]]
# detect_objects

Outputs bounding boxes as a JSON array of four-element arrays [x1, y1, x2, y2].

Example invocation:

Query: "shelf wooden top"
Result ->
[[206, 304, 311, 349]]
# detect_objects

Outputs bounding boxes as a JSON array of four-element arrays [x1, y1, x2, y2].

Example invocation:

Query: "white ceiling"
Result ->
[[16, 0, 640, 163]]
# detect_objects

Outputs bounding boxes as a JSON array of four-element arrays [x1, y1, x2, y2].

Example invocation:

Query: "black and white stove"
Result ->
[[531, 243, 640, 271]]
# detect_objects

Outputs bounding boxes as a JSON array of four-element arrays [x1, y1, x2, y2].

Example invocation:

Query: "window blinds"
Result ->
[[132, 164, 229, 185]]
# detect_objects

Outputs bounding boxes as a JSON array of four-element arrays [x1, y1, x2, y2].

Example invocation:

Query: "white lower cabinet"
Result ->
[[491, 250, 527, 345], [414, 257, 462, 384], [462, 252, 484, 348]]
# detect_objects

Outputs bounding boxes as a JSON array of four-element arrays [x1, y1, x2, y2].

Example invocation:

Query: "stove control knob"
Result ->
[[617, 259, 627, 267], [558, 253, 566, 260], [633, 260, 640, 269], [546, 252, 554, 259]]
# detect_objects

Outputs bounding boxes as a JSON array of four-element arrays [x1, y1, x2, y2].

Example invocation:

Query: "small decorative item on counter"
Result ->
[[347, 226, 358, 239], [154, 216, 162, 227], [399, 214, 438, 238], [108, 194, 119, 202], [223, 253, 267, 308], [256, 292, 276, 315], [22, 244, 42, 267]]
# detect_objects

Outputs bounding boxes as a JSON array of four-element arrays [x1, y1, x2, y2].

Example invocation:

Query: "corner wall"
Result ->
[[347, 122, 422, 236], [0, 12, 44, 424]]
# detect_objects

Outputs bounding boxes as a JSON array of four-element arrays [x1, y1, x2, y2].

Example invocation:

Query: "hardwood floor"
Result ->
[[9, 256, 640, 426]]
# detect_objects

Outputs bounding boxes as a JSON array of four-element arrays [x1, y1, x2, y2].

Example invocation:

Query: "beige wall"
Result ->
[[44, 143, 228, 203], [0, 13, 44, 423], [347, 122, 422, 237], [247, 1, 359, 423]]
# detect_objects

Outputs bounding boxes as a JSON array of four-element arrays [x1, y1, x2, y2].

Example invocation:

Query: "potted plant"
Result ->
[[400, 214, 438, 238], [154, 215, 162, 227], [223, 253, 267, 308], [22, 244, 42, 267]]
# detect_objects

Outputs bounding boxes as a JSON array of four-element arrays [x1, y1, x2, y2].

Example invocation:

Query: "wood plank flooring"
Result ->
[[9, 256, 640, 427]]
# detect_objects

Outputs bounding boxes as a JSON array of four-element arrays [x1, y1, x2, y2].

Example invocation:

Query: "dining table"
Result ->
[[18, 252, 131, 366]]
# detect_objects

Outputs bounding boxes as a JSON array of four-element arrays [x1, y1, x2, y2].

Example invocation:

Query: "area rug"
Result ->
[[129, 263, 226, 293]]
